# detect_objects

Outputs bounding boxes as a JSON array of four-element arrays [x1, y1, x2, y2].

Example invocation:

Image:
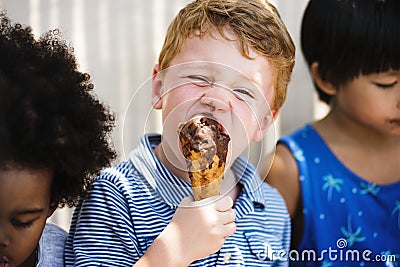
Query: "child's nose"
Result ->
[[0, 229, 10, 247], [200, 87, 231, 112], [397, 96, 400, 109]]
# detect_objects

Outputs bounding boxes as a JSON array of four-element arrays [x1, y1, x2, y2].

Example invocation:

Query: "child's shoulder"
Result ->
[[97, 160, 135, 181], [278, 123, 326, 156], [94, 160, 152, 195], [42, 222, 67, 236], [38, 223, 67, 266], [280, 123, 315, 142]]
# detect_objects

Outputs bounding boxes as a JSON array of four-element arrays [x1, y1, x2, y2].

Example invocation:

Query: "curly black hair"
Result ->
[[0, 10, 117, 207]]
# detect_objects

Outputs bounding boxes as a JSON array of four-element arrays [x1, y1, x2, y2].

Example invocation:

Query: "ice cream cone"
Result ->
[[178, 115, 230, 201]]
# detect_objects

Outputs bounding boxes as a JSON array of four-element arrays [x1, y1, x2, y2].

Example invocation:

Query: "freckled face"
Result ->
[[0, 168, 54, 267], [152, 31, 275, 170]]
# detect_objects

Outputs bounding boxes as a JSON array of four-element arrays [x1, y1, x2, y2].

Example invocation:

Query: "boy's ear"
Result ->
[[311, 62, 337, 96], [271, 108, 279, 121], [253, 108, 279, 142], [151, 64, 163, 110]]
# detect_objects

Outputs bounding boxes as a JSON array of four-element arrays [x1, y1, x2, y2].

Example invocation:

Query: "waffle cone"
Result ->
[[178, 116, 230, 201]]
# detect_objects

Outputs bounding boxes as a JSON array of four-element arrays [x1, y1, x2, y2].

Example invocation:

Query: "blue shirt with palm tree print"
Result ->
[[280, 124, 400, 267]]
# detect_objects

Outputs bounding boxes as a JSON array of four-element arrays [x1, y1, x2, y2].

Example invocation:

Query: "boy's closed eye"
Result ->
[[372, 80, 398, 89], [187, 75, 256, 99], [187, 75, 212, 87], [11, 218, 36, 229], [11, 208, 44, 229], [233, 88, 255, 99]]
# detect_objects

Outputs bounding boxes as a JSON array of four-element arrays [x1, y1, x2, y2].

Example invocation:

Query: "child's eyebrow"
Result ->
[[384, 71, 400, 76], [177, 64, 212, 74], [371, 70, 400, 77]]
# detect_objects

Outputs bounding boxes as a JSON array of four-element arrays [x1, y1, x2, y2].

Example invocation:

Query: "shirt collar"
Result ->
[[130, 133, 266, 208], [232, 156, 267, 208]]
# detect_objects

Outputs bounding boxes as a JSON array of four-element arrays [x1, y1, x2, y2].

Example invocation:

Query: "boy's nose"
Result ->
[[0, 224, 10, 247], [200, 87, 230, 112], [0, 231, 10, 247], [397, 96, 400, 109]]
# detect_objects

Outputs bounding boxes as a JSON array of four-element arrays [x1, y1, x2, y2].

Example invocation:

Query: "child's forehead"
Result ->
[[0, 168, 53, 212], [171, 61, 252, 78], [183, 29, 262, 60], [168, 32, 274, 82], [188, 28, 260, 58], [0, 167, 53, 188]]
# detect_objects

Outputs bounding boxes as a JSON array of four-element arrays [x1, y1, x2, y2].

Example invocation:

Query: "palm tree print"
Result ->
[[322, 174, 344, 202], [359, 182, 380, 196], [392, 201, 400, 230], [340, 215, 366, 247]]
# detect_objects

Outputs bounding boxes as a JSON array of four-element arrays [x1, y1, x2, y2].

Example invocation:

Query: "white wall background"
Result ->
[[0, 0, 328, 231]]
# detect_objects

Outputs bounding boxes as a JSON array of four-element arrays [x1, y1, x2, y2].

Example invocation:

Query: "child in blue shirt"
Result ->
[[265, 0, 400, 266], [65, 0, 296, 266], [0, 11, 116, 267]]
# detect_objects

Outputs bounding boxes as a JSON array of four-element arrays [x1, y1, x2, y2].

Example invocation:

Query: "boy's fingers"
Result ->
[[222, 221, 237, 237], [222, 209, 236, 224], [215, 196, 233, 212]]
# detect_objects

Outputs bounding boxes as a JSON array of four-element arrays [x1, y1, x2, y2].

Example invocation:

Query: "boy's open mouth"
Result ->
[[192, 113, 227, 134]]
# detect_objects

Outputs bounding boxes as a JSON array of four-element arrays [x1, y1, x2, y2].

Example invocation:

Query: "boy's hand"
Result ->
[[161, 195, 236, 265]]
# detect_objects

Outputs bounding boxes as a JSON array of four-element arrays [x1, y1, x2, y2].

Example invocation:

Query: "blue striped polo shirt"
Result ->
[[65, 134, 290, 266]]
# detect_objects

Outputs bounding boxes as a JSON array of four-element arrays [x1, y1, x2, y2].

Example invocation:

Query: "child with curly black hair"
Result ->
[[0, 10, 116, 267]]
